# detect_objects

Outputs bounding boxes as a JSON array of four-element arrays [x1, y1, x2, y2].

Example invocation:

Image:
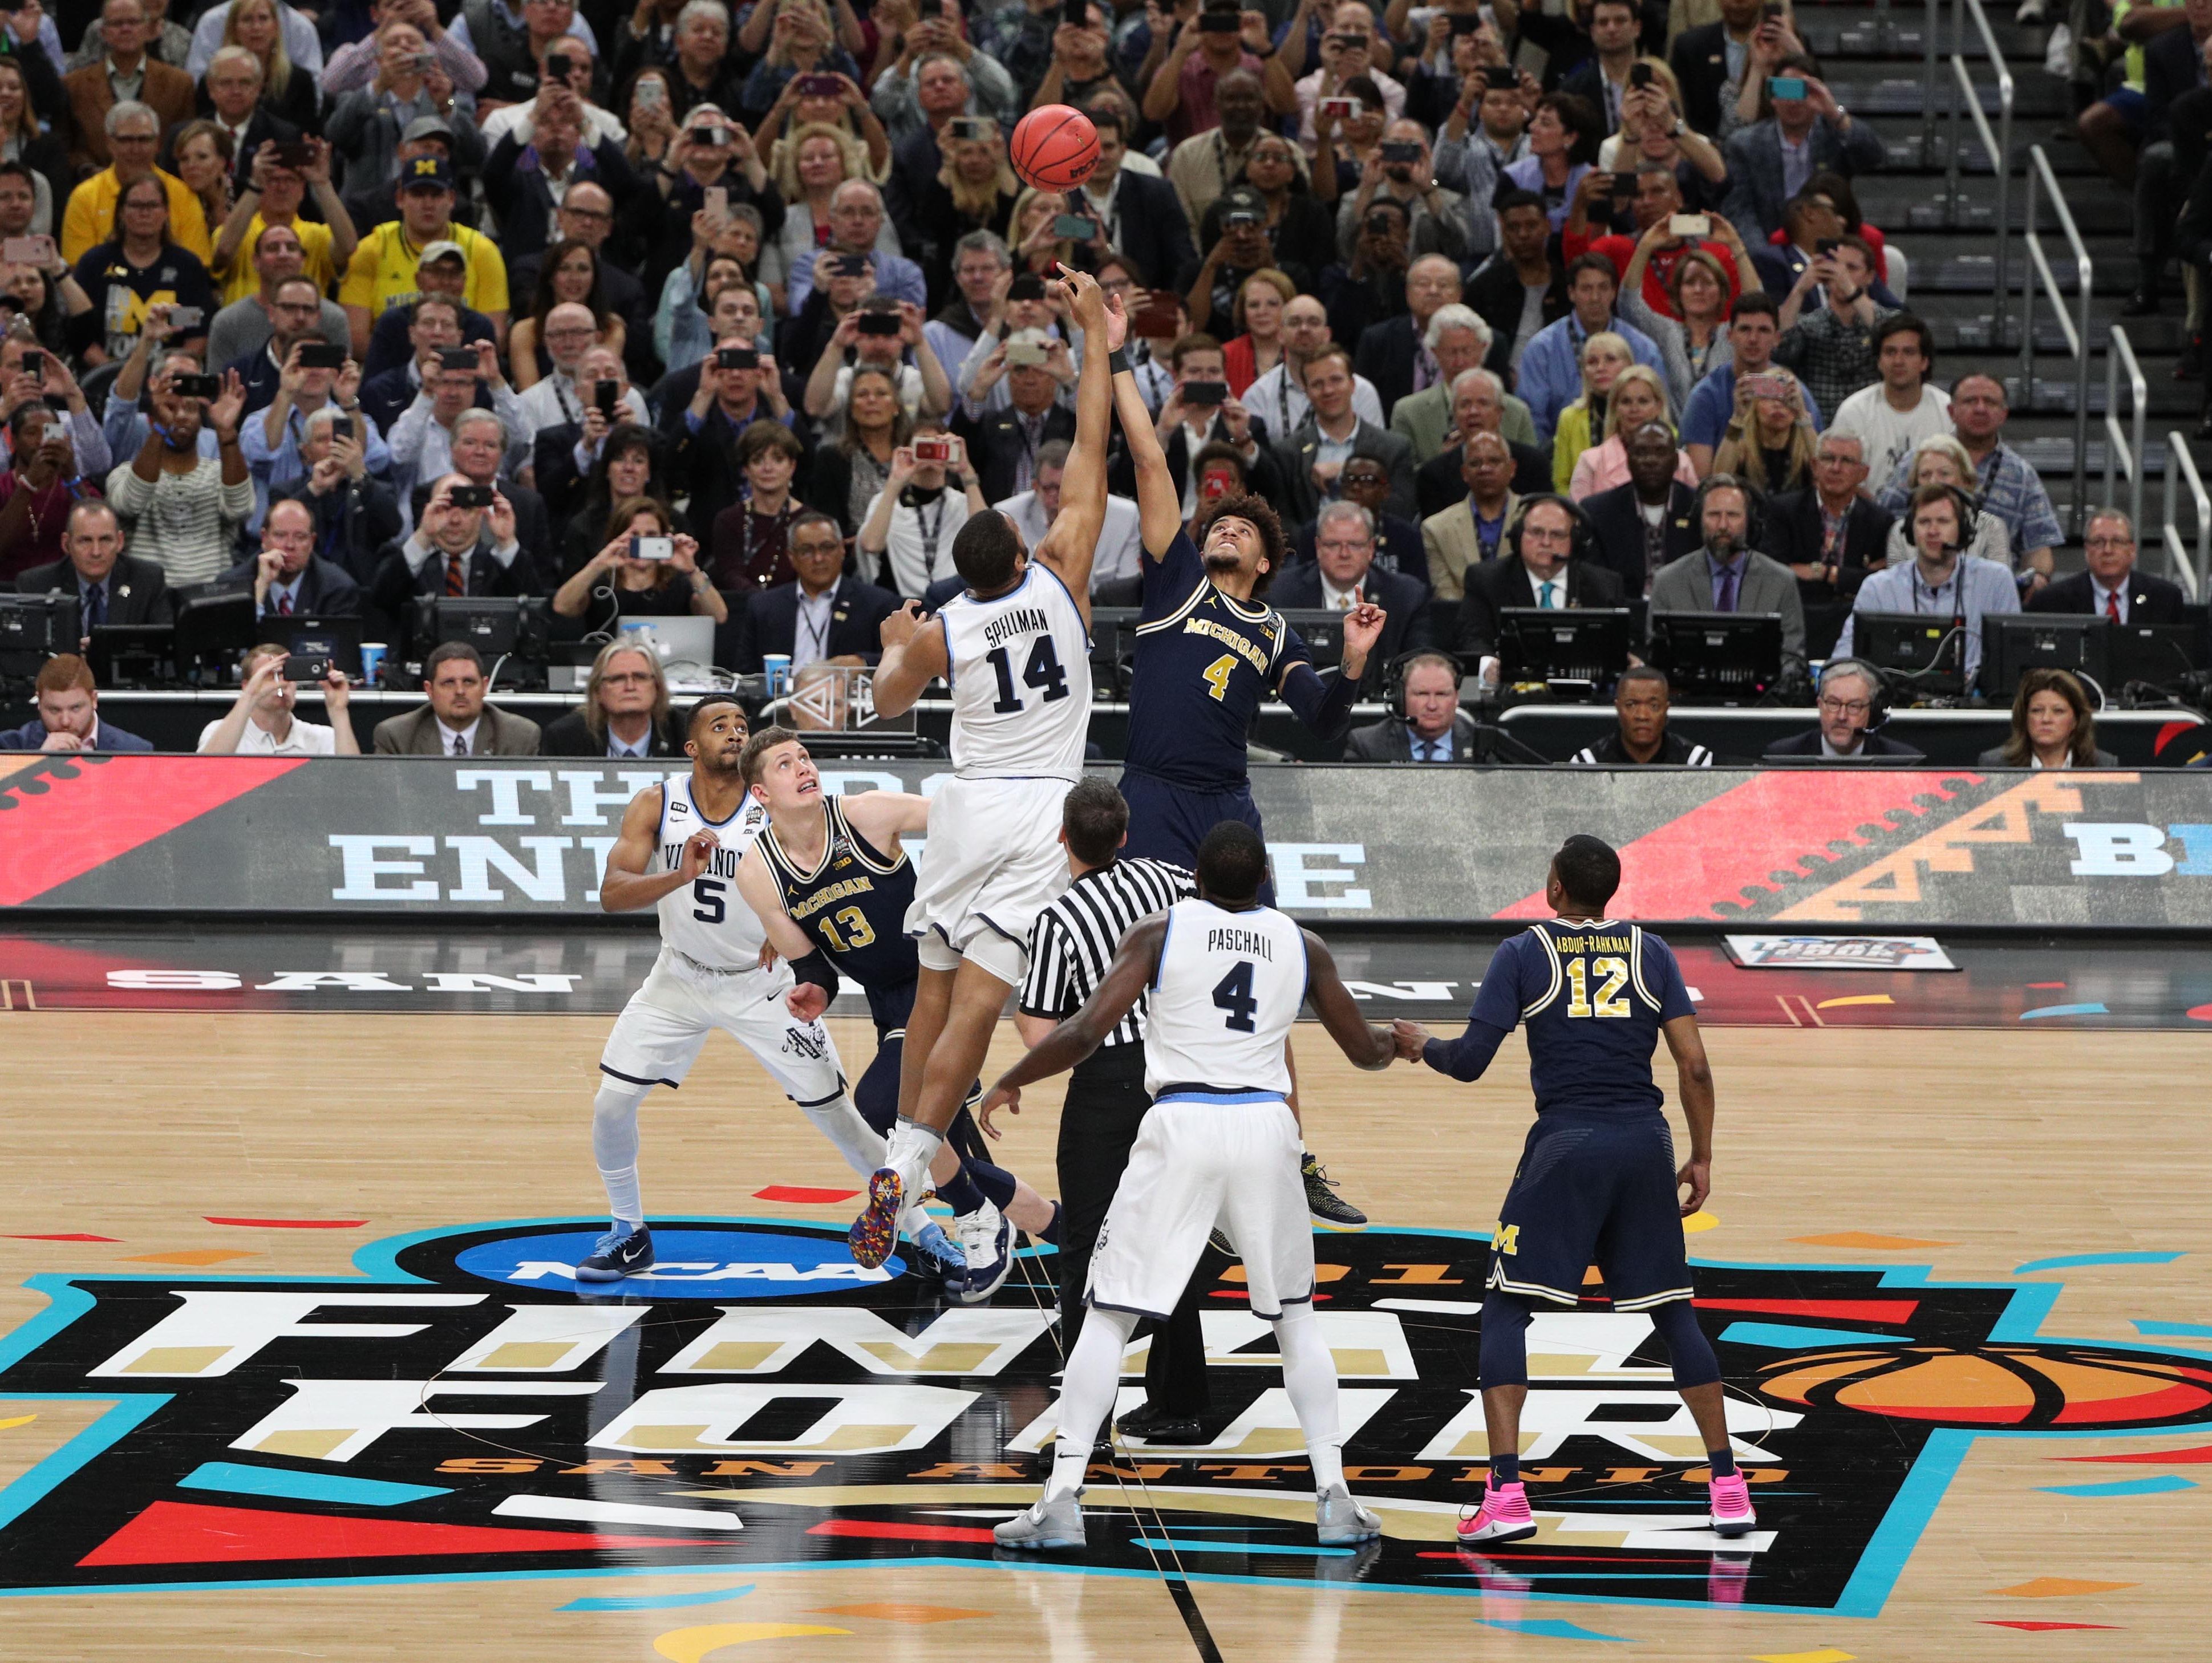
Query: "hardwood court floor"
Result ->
[[1, 1012, 2209, 1662]]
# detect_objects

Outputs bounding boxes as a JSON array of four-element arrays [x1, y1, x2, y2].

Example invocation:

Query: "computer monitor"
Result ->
[[1648, 610, 1784, 701], [1088, 606, 1137, 699], [88, 624, 175, 688], [1853, 610, 1967, 698], [1982, 614, 2109, 703], [410, 597, 550, 664], [1277, 609, 1347, 672], [1497, 607, 1635, 697], [0, 592, 80, 676], [2109, 621, 2203, 692], [266, 614, 363, 678], [170, 588, 256, 683]]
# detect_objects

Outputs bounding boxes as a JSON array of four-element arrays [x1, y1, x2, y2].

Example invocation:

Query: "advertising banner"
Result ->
[[2, 753, 2210, 926]]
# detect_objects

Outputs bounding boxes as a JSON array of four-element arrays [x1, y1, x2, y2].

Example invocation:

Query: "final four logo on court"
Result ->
[[2, 1220, 2207, 1613]]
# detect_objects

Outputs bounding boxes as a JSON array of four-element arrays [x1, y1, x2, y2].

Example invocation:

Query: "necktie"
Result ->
[[1538, 579, 1557, 609], [451, 731, 468, 757], [1717, 567, 1738, 612], [276, 591, 292, 616], [2106, 587, 2122, 623], [445, 551, 467, 597], [1336, 588, 1358, 612], [83, 582, 105, 632]]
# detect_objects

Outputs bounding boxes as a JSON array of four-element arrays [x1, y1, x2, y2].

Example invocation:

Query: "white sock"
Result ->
[[888, 1117, 945, 1195], [1278, 1304, 1346, 1490], [801, 1093, 888, 1180], [592, 1081, 649, 1228], [1047, 1305, 1137, 1500], [599, 1167, 643, 1232]]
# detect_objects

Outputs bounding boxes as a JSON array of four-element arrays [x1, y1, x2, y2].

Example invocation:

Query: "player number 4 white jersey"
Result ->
[[939, 561, 1092, 781], [653, 773, 774, 972], [1143, 898, 1307, 1099]]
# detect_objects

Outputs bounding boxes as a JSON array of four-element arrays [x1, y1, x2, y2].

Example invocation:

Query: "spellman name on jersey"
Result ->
[[982, 606, 1051, 650]]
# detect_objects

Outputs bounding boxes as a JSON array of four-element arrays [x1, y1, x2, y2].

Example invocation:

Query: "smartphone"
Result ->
[[298, 340, 345, 369], [1004, 341, 1048, 367], [1762, 1, 1784, 19], [1670, 212, 1711, 237], [2, 234, 51, 266], [410, 51, 435, 72], [439, 345, 480, 372], [694, 123, 730, 146], [40, 419, 64, 445], [1181, 379, 1228, 406], [1131, 295, 1182, 336], [1328, 30, 1364, 47], [947, 115, 990, 141], [545, 51, 574, 79], [1052, 213, 1098, 240], [1198, 7, 1239, 29], [283, 652, 332, 684], [1816, 237, 1841, 255], [1768, 75, 1806, 99], [1380, 139, 1423, 164], [704, 184, 729, 217], [796, 72, 842, 96], [1364, 208, 1397, 234], [269, 141, 317, 171], [1224, 208, 1262, 228], [1482, 64, 1518, 90], [716, 344, 760, 369], [1628, 60, 1654, 87], [629, 534, 674, 561], [1318, 95, 1357, 119], [832, 252, 873, 278], [331, 416, 355, 441], [594, 378, 619, 415], [1448, 10, 1482, 32], [169, 372, 220, 399], [1609, 172, 1635, 201], [168, 305, 204, 330], [448, 483, 495, 509], [18, 347, 40, 377], [912, 436, 952, 463], [635, 78, 665, 106], [1006, 271, 1046, 302], [855, 311, 903, 337]]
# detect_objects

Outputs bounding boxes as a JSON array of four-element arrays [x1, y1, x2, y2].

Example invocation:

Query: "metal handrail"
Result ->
[[1946, 0, 2012, 331], [2104, 326, 2148, 541], [2162, 432, 2210, 602], [1921, 0, 1942, 157], [2019, 146, 2093, 537]]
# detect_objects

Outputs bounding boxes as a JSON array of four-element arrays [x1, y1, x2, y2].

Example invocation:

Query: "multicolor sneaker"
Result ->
[[1708, 1471, 1757, 1538], [1302, 1153, 1367, 1230], [950, 1199, 1014, 1305], [849, 1167, 904, 1269], [911, 1221, 967, 1293], [1457, 1480, 1537, 1544], [574, 1223, 653, 1283]]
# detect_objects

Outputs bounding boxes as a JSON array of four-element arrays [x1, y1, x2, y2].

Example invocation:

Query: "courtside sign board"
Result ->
[[1724, 935, 1958, 971]]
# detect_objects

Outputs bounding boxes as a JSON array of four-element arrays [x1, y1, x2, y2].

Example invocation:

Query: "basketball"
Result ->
[[1010, 103, 1099, 192], [1759, 1345, 2212, 1428]]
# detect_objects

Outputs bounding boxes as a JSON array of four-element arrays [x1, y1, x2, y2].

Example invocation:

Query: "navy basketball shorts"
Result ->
[[1485, 1113, 1694, 1312], [1117, 768, 1275, 906], [851, 978, 986, 1163]]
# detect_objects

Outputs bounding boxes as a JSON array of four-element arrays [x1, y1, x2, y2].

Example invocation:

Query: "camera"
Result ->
[[168, 306, 204, 329], [283, 653, 332, 684], [169, 373, 221, 400], [1379, 139, 1423, 164], [630, 535, 674, 561], [448, 484, 496, 509], [594, 378, 619, 415], [439, 345, 480, 373], [1181, 380, 1228, 407], [913, 436, 953, 463], [796, 72, 842, 96], [298, 341, 345, 369], [947, 116, 990, 141], [716, 345, 760, 369]]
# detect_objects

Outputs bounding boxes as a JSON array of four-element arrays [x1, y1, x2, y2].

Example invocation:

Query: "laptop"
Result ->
[[618, 615, 719, 684]]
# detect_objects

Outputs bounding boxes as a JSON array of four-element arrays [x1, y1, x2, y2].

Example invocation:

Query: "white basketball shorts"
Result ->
[[906, 774, 1071, 986], [1087, 1096, 1315, 1321], [599, 948, 847, 1106]]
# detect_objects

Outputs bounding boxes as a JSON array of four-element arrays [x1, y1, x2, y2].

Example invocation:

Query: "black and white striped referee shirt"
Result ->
[[1019, 857, 1194, 1047]]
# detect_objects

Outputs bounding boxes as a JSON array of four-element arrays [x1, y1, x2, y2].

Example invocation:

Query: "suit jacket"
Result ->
[[958, 403, 1076, 509], [1465, 252, 1568, 379], [1273, 416, 1418, 528], [2027, 568, 2191, 627], [1352, 313, 1424, 423], [1389, 382, 1458, 467], [540, 709, 680, 757], [732, 574, 900, 674], [1415, 439, 1552, 520], [269, 474, 404, 586], [0, 715, 153, 751], [1721, 117, 1887, 244], [530, 424, 655, 531], [1455, 554, 1628, 660], [1344, 710, 1485, 761], [1421, 493, 1520, 603], [1266, 560, 1432, 692], [1767, 489, 1893, 601], [1764, 726, 1924, 760], [1649, 547, 1809, 670], [1582, 481, 1701, 598], [366, 536, 545, 648], [1092, 171, 1197, 314], [212, 551, 363, 618], [67, 58, 197, 172], [15, 553, 172, 624], [1667, 22, 1736, 141], [1291, 510, 1428, 592], [371, 701, 544, 756], [1976, 743, 2120, 768], [482, 135, 639, 267]]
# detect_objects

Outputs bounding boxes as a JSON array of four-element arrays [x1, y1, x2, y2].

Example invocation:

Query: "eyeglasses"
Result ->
[[1818, 697, 1871, 716], [602, 671, 655, 686], [545, 325, 597, 339], [1520, 525, 1573, 545], [563, 204, 612, 222], [2084, 535, 2134, 550]]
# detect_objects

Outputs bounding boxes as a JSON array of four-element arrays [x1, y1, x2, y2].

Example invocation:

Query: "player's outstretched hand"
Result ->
[[1056, 263, 1107, 334], [1389, 1017, 1429, 1062], [880, 599, 923, 651], [1676, 1157, 1711, 1218], [977, 1081, 1020, 1138], [678, 828, 718, 881], [1343, 600, 1388, 658], [787, 982, 830, 1024]]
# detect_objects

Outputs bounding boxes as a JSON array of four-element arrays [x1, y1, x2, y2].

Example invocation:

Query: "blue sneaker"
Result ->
[[912, 1221, 968, 1294], [950, 1199, 1014, 1305], [575, 1223, 653, 1282]]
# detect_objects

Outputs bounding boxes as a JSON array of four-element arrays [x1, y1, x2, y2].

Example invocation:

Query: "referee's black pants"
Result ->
[[1056, 1048, 1211, 1419]]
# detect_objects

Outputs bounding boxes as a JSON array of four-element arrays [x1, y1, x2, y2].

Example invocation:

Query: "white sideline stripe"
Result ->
[[493, 1494, 744, 1531]]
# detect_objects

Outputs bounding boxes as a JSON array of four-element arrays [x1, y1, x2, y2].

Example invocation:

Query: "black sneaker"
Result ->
[[1117, 1402, 1203, 1444], [1302, 1153, 1368, 1230], [575, 1223, 653, 1281]]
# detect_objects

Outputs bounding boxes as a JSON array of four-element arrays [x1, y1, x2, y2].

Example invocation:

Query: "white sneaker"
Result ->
[[951, 1198, 1014, 1304], [2016, 0, 2046, 21]]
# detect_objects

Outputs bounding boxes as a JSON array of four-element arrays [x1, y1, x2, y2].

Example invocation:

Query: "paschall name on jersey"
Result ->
[[664, 842, 743, 878], [786, 874, 877, 920], [1206, 926, 1276, 959], [1181, 616, 1272, 674], [982, 606, 1051, 650]]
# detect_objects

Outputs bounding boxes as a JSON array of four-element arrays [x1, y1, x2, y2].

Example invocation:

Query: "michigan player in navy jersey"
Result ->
[[846, 267, 1120, 1269], [732, 725, 1063, 1302], [978, 822, 1399, 1553], [1391, 835, 1756, 1545]]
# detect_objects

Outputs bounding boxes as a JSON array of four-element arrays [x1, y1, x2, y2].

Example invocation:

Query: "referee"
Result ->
[[1000, 777, 1212, 1443]]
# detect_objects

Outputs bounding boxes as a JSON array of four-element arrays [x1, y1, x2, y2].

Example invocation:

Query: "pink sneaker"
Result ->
[[1457, 1480, 1537, 1544], [1708, 1471, 1756, 1538]]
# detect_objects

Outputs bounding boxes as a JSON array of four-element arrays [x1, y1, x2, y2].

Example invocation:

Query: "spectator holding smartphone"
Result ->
[[210, 137, 355, 309], [554, 496, 722, 626], [105, 360, 253, 585], [0, 402, 101, 583], [268, 405, 402, 582], [803, 292, 949, 443], [242, 339, 386, 529], [854, 420, 982, 596], [196, 640, 360, 756], [1720, 54, 1881, 244], [386, 338, 528, 522], [68, 173, 216, 367]]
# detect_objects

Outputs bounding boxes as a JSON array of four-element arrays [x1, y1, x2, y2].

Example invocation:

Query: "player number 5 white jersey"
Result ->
[[1143, 898, 1307, 1099], [939, 561, 1092, 781], [653, 773, 774, 972]]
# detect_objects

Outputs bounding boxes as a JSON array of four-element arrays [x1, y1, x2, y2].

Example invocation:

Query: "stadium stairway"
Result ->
[[1792, 0, 2186, 582]]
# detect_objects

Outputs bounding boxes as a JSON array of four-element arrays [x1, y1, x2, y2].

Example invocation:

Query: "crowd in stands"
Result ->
[[0, 0, 2155, 764]]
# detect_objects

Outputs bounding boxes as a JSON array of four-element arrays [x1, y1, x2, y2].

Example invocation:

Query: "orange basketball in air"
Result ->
[[1010, 104, 1100, 192], [1758, 1344, 2212, 1428]]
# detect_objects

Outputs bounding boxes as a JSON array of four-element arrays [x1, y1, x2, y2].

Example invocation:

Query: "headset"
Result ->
[[1384, 647, 1464, 720], [1690, 470, 1768, 555], [1903, 480, 1982, 554], [1817, 656, 1892, 729], [1501, 493, 1600, 567]]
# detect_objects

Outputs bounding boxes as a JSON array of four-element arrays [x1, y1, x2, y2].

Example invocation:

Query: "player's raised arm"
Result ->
[[870, 600, 951, 718], [978, 916, 1165, 1116], [1301, 931, 1397, 1070], [599, 785, 706, 914], [1661, 1012, 1716, 1215], [1111, 313, 1182, 562], [839, 789, 934, 854], [1032, 265, 1121, 618]]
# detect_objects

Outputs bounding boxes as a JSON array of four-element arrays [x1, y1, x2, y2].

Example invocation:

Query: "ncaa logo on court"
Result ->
[[0, 1219, 2206, 1610]]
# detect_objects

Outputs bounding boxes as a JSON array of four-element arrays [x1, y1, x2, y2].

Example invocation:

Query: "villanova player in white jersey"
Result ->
[[977, 821, 1401, 1551], [847, 266, 1122, 1268], [576, 695, 952, 1281]]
